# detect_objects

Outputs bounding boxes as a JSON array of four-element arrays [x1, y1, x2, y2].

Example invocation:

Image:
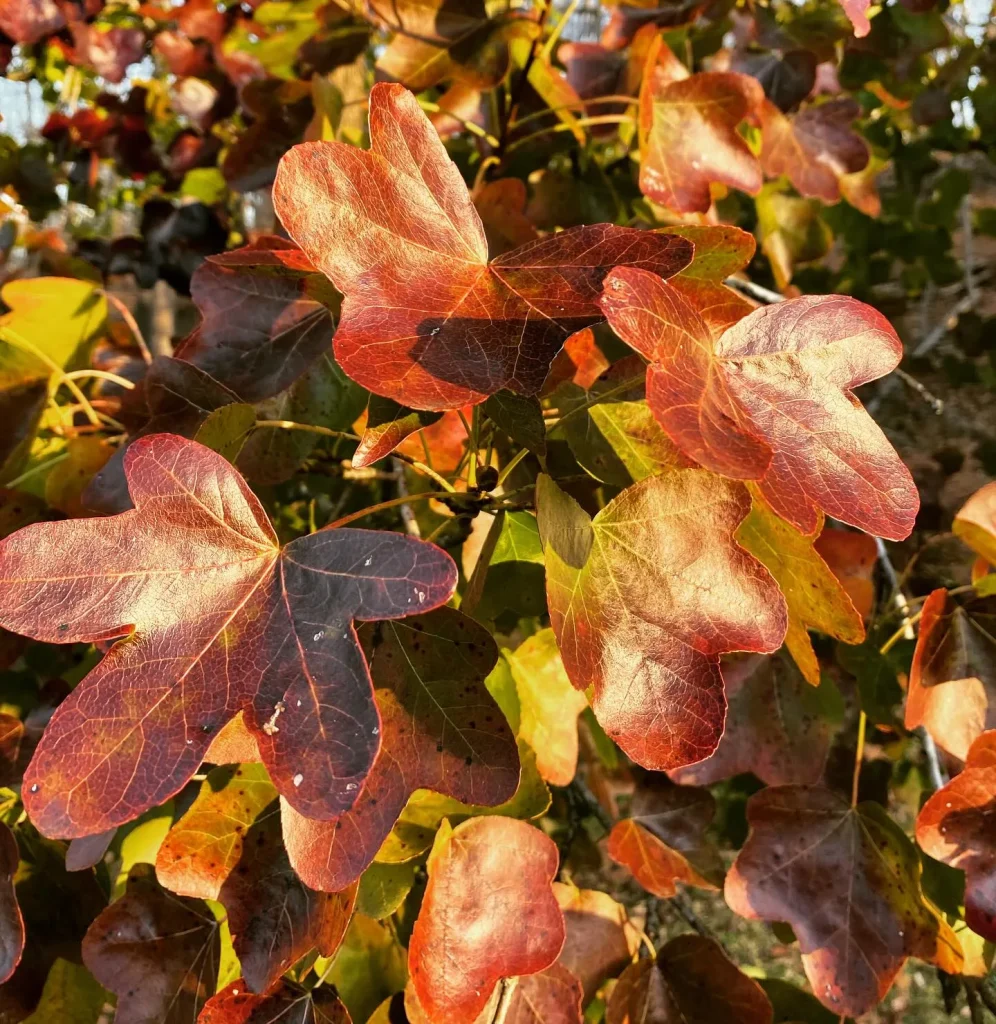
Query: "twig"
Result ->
[[723, 276, 784, 305], [102, 290, 152, 364], [491, 977, 519, 1024], [893, 368, 944, 415], [392, 457, 421, 538]]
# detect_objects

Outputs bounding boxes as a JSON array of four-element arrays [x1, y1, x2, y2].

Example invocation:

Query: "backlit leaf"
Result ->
[[638, 36, 763, 213], [599, 270, 918, 539], [916, 730, 996, 940], [82, 863, 219, 1024], [282, 608, 518, 891], [725, 786, 963, 1017], [199, 979, 352, 1024], [905, 589, 996, 761], [0, 434, 456, 837], [408, 816, 565, 1024], [353, 397, 443, 469], [537, 472, 786, 771], [607, 777, 723, 898], [813, 528, 878, 621], [505, 629, 588, 786], [954, 481, 996, 566], [737, 486, 864, 685], [21, 957, 107, 1024], [272, 82, 692, 410], [606, 936, 772, 1024]]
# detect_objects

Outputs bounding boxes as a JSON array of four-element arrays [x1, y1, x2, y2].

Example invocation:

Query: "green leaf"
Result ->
[[357, 861, 417, 920], [22, 958, 108, 1024]]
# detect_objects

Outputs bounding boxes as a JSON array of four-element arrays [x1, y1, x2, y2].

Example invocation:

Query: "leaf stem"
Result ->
[[546, 373, 645, 435], [101, 290, 153, 364], [510, 94, 638, 129], [851, 711, 867, 808], [418, 100, 501, 148], [5, 452, 70, 489], [503, 115, 636, 155], [64, 369, 136, 390], [496, 446, 530, 487], [324, 492, 452, 530]]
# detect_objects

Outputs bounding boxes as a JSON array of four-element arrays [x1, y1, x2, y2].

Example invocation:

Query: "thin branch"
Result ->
[[491, 977, 519, 1024], [102, 290, 152, 364], [392, 457, 421, 538], [723, 276, 785, 305], [324, 492, 452, 530]]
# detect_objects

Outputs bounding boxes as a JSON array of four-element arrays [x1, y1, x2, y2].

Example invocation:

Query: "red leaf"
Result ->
[[352, 398, 444, 469], [905, 589, 996, 761], [552, 882, 640, 1001], [408, 816, 565, 1024], [505, 963, 584, 1024], [0, 0, 64, 45], [0, 434, 456, 838], [607, 777, 723, 898], [813, 527, 879, 621], [282, 608, 518, 891], [606, 936, 772, 1024], [272, 82, 692, 411], [0, 823, 24, 985], [669, 653, 834, 787], [600, 271, 917, 539], [638, 36, 763, 213], [759, 98, 870, 204], [725, 786, 963, 1017], [917, 730, 996, 940], [839, 0, 872, 36], [82, 863, 220, 1024], [199, 978, 352, 1024], [536, 472, 786, 771]]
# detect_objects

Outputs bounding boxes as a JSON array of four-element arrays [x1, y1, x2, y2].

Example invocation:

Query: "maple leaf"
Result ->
[[352, 397, 443, 469], [606, 935, 773, 1024], [408, 816, 565, 1024], [669, 652, 837, 787], [0, 433, 457, 838], [505, 629, 588, 787], [82, 863, 220, 1024], [157, 764, 356, 993], [0, 822, 23, 985], [282, 608, 519, 892], [607, 777, 723, 898], [737, 485, 865, 684], [638, 36, 763, 213], [916, 730, 996, 941], [536, 471, 787, 771], [725, 785, 963, 1017], [814, 526, 879, 620], [199, 978, 352, 1024], [552, 882, 640, 1001], [905, 589, 996, 761], [759, 98, 870, 204], [272, 82, 692, 411], [599, 270, 919, 540], [473, 178, 539, 257]]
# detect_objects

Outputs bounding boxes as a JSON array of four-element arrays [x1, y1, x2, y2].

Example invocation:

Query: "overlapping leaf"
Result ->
[[82, 863, 220, 1024], [552, 882, 640, 1001], [737, 486, 865, 684], [536, 472, 787, 771], [282, 608, 519, 892], [905, 589, 996, 761], [0, 434, 456, 837], [0, 822, 23, 984], [607, 777, 723, 897], [408, 816, 565, 1024], [599, 270, 918, 539], [726, 786, 963, 1017], [199, 979, 352, 1023], [814, 527, 878, 620], [272, 82, 692, 410], [638, 36, 763, 213], [954, 481, 996, 566], [670, 653, 837, 787], [917, 730, 996, 940], [759, 98, 870, 205], [505, 964, 584, 1024], [606, 936, 772, 1024]]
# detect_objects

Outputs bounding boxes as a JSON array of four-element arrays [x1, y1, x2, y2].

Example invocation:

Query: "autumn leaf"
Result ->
[[282, 608, 519, 892], [607, 776, 723, 898], [473, 178, 539, 257], [755, 180, 833, 290], [82, 863, 220, 1024], [0, 433, 456, 838], [916, 730, 996, 941], [553, 882, 640, 1001], [759, 98, 870, 204], [599, 270, 918, 540], [669, 652, 839, 787], [814, 527, 878, 621], [357, 0, 532, 90], [0, 0, 64, 44], [905, 589, 996, 761], [505, 629, 588, 787], [536, 472, 786, 771], [408, 816, 565, 1024], [199, 979, 352, 1024], [505, 964, 584, 1024], [737, 485, 865, 684], [606, 936, 773, 1024], [352, 397, 443, 469], [839, 0, 872, 37], [0, 822, 23, 984], [954, 481, 996, 566], [725, 786, 963, 1017], [272, 82, 692, 411], [638, 35, 763, 213]]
